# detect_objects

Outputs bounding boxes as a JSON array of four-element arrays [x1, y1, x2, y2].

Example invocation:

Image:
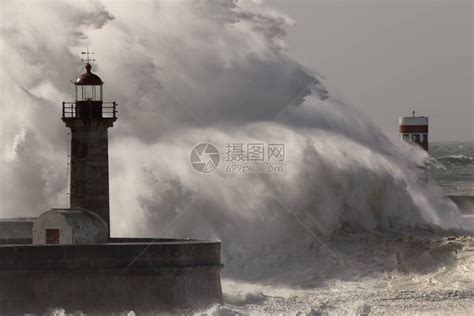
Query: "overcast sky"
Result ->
[[270, 0, 473, 141]]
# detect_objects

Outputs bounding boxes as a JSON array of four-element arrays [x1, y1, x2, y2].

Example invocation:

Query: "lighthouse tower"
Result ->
[[399, 111, 429, 151], [62, 55, 117, 238], [0, 53, 223, 313]]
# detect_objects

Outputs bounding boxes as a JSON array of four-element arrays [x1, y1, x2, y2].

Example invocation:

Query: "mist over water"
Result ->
[[0, 0, 466, 286]]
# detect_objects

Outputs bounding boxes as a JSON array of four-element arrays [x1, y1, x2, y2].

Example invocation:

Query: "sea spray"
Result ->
[[0, 0, 464, 283]]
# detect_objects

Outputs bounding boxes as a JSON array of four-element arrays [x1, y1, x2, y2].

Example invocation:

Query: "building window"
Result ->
[[412, 134, 420, 142], [402, 134, 409, 141], [46, 229, 60, 244]]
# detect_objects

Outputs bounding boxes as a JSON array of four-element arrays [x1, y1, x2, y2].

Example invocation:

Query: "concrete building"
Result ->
[[32, 208, 107, 244], [399, 111, 429, 151]]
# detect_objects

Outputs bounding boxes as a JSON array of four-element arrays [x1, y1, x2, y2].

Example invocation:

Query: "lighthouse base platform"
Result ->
[[0, 238, 223, 313]]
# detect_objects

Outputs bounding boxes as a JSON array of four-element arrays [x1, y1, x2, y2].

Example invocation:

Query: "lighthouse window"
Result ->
[[75, 85, 102, 101], [84, 85, 94, 100], [83, 85, 101, 100]]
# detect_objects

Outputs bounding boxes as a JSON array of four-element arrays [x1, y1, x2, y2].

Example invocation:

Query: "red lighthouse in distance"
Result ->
[[399, 111, 429, 151]]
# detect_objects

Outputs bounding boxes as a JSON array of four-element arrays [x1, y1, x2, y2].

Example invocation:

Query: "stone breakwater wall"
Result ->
[[0, 239, 223, 313]]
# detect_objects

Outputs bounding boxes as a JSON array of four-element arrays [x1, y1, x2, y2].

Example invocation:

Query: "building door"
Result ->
[[46, 229, 60, 244]]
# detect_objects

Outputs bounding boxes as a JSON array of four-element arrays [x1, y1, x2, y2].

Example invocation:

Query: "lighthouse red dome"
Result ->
[[75, 63, 103, 85]]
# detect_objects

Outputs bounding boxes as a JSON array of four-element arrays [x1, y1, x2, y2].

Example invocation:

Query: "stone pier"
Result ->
[[0, 239, 223, 313]]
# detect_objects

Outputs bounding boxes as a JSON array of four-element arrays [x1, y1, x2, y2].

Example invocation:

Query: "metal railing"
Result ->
[[62, 101, 117, 119]]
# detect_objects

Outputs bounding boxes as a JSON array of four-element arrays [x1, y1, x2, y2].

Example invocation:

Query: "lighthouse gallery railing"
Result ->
[[62, 101, 117, 119]]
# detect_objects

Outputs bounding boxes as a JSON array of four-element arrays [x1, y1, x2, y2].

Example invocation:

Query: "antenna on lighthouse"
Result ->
[[81, 46, 95, 63]]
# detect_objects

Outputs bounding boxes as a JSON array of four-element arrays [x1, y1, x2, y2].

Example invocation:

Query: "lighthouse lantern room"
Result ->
[[75, 63, 103, 101]]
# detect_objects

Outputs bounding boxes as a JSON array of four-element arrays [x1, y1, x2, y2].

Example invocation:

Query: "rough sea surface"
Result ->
[[197, 142, 474, 315], [429, 141, 474, 196]]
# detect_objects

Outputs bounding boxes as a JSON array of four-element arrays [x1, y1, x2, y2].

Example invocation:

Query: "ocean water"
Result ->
[[202, 141, 474, 315], [51, 142, 472, 315], [429, 141, 474, 196]]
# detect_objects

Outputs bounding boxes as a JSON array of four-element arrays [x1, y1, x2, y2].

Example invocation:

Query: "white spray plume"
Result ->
[[0, 0, 463, 279]]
